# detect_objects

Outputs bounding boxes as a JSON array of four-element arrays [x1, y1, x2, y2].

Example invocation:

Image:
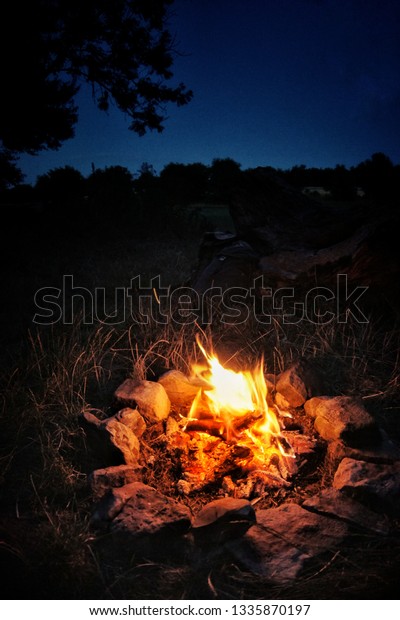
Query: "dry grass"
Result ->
[[1, 232, 400, 600]]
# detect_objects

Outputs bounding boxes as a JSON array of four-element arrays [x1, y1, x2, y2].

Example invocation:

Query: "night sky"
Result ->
[[19, 0, 400, 184]]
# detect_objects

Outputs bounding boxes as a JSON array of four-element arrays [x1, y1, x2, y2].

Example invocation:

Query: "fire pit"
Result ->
[[81, 336, 400, 585]]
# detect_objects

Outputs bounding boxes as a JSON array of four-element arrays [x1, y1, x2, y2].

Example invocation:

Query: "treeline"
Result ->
[[1, 152, 398, 239], [1, 157, 244, 239], [1, 157, 243, 209]]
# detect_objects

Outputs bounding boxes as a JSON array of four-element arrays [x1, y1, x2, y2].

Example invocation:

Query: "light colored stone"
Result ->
[[309, 396, 379, 445], [304, 396, 331, 418], [227, 503, 349, 583], [114, 378, 170, 423], [103, 418, 140, 465], [276, 360, 324, 408], [114, 407, 146, 437], [95, 483, 193, 563], [276, 365, 308, 408], [333, 457, 400, 516], [158, 370, 199, 406]]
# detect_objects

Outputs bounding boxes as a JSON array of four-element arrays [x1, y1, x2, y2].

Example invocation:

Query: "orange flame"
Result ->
[[187, 336, 294, 460]]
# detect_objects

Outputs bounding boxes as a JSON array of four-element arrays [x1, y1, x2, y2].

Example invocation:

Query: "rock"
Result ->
[[102, 418, 140, 465], [88, 465, 143, 501], [113, 408, 146, 437], [306, 396, 379, 446], [191, 498, 256, 546], [276, 360, 323, 408], [227, 503, 350, 584], [111, 483, 191, 535], [114, 379, 170, 423], [326, 431, 400, 468], [333, 457, 400, 516], [304, 396, 331, 418], [276, 365, 308, 408], [158, 370, 199, 406], [302, 488, 390, 535], [79, 411, 136, 467], [109, 483, 192, 559], [92, 481, 147, 522]]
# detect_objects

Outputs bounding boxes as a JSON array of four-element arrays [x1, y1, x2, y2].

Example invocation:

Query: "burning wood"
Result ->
[[185, 336, 293, 456], [169, 336, 298, 496], [184, 410, 263, 441]]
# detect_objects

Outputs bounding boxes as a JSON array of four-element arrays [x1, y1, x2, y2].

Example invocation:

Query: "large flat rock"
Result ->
[[95, 483, 193, 563], [227, 503, 350, 584], [302, 488, 390, 535]]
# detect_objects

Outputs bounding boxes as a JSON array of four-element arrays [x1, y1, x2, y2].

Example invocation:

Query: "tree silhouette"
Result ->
[[87, 165, 135, 215], [0, 0, 192, 175], [34, 165, 87, 228], [35, 166, 86, 205], [329, 164, 356, 201], [354, 152, 396, 202], [208, 158, 242, 202], [0, 149, 24, 191], [159, 162, 209, 205]]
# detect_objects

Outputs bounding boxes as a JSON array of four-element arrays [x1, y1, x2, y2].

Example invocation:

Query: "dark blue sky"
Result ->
[[19, 0, 400, 184]]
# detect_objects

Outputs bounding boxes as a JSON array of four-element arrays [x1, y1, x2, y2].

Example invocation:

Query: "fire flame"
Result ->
[[187, 336, 294, 461]]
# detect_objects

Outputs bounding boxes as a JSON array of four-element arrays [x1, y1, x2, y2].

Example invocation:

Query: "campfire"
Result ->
[[84, 337, 326, 503], [82, 337, 400, 587], [186, 336, 291, 450], [162, 336, 306, 498]]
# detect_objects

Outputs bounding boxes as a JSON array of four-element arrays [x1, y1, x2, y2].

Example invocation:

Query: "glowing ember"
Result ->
[[186, 336, 294, 462]]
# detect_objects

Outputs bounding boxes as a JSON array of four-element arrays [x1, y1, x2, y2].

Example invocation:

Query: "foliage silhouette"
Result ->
[[0, 0, 192, 186], [208, 157, 242, 202], [159, 162, 209, 205], [36, 166, 86, 205]]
